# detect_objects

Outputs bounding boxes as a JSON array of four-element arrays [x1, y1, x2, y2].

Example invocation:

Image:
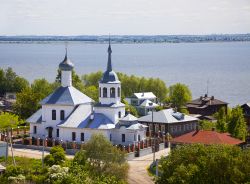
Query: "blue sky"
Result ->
[[1, 0, 250, 35]]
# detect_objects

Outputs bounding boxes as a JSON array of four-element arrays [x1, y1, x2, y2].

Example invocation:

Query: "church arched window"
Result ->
[[99, 87, 101, 97], [118, 111, 121, 118], [103, 87, 107, 97], [60, 110, 65, 120], [110, 87, 115, 98], [52, 110, 56, 120], [118, 87, 120, 97]]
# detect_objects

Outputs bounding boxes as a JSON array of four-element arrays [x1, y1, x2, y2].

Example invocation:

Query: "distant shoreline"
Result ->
[[0, 34, 250, 44]]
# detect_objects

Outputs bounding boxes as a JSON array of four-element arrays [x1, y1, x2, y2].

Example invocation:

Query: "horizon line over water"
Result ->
[[0, 42, 250, 107]]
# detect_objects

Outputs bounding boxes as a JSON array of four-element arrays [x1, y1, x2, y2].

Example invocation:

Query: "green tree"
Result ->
[[44, 146, 66, 166], [0, 68, 29, 96], [82, 71, 103, 87], [199, 120, 216, 130], [122, 98, 138, 117], [82, 85, 99, 102], [0, 112, 23, 130], [214, 107, 228, 132], [31, 78, 56, 100], [228, 106, 247, 141], [82, 71, 168, 103], [13, 87, 41, 119], [85, 134, 128, 180], [169, 83, 192, 111], [157, 144, 250, 184]]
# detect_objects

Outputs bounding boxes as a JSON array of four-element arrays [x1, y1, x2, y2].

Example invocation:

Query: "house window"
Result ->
[[122, 134, 125, 142], [118, 87, 120, 97], [56, 129, 59, 137], [134, 134, 136, 141], [60, 110, 65, 120], [81, 133, 84, 142], [52, 110, 56, 120], [110, 134, 112, 141], [33, 126, 37, 134], [138, 135, 141, 141], [118, 111, 121, 118], [72, 132, 76, 141], [110, 87, 115, 98], [103, 87, 107, 97], [131, 100, 137, 106], [99, 87, 101, 97]]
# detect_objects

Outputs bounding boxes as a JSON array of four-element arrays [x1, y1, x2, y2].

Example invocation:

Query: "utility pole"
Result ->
[[8, 127, 16, 166], [42, 135, 45, 168]]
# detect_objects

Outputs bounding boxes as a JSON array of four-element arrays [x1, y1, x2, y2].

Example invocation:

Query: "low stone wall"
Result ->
[[12, 144, 77, 155]]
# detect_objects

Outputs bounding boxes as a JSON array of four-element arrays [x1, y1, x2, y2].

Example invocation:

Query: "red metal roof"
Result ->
[[171, 130, 244, 145]]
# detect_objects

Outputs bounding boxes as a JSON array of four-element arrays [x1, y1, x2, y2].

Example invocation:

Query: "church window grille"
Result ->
[[81, 133, 84, 142], [122, 134, 125, 142], [118, 87, 120, 97], [72, 132, 76, 141], [103, 87, 107, 97], [110, 87, 115, 98], [52, 110, 56, 120], [60, 110, 65, 120]]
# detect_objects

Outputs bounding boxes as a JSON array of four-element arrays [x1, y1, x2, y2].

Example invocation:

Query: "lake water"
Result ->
[[0, 42, 250, 107]]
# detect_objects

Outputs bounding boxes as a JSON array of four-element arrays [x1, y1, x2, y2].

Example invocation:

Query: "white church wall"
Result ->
[[61, 70, 72, 87], [58, 127, 111, 143], [99, 83, 121, 104], [94, 106, 125, 123], [30, 123, 44, 138], [111, 127, 147, 146]]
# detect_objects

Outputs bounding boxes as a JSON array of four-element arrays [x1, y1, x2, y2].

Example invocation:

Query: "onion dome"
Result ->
[[100, 39, 119, 83], [59, 49, 74, 71]]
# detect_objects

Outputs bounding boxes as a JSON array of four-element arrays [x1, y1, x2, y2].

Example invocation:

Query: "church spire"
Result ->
[[107, 37, 112, 72]]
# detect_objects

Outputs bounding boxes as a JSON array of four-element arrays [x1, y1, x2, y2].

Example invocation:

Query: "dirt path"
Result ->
[[8, 147, 74, 159], [128, 148, 170, 184]]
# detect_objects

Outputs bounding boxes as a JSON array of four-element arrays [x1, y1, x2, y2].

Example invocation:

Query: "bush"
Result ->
[[44, 146, 66, 166]]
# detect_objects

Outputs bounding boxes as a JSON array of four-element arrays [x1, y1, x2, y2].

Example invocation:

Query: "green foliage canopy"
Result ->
[[0, 112, 23, 130], [228, 105, 247, 141], [169, 83, 192, 111], [157, 144, 250, 184], [0, 68, 29, 96], [44, 146, 66, 166]]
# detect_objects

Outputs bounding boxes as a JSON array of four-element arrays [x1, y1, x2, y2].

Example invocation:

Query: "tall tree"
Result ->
[[228, 106, 247, 141], [85, 133, 128, 180], [0, 112, 23, 130], [214, 107, 228, 132], [0, 67, 29, 96], [31, 78, 56, 99], [82, 71, 103, 87], [169, 83, 192, 111], [14, 87, 41, 119]]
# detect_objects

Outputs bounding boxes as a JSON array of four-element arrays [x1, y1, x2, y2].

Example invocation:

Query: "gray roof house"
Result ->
[[125, 92, 158, 116], [138, 108, 199, 137]]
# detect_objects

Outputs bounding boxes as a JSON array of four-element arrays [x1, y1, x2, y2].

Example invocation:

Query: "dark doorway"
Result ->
[[48, 127, 53, 138]]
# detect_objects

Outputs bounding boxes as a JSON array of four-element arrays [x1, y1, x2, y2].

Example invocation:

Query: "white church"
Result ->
[[27, 42, 147, 146]]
